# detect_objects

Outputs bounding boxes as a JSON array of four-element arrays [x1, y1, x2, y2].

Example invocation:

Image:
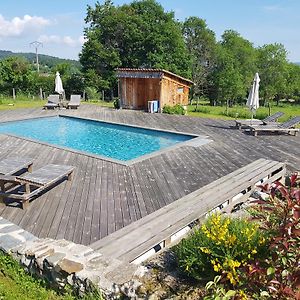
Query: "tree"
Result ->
[[286, 63, 300, 101], [257, 43, 289, 105], [0, 56, 33, 95], [211, 30, 257, 105], [183, 17, 216, 101], [80, 0, 191, 97], [212, 45, 244, 105]]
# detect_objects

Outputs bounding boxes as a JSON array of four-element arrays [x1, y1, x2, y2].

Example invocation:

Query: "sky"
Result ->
[[0, 0, 299, 62]]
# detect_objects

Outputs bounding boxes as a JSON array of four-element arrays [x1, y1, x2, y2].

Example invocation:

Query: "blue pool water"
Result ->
[[0, 116, 194, 161]]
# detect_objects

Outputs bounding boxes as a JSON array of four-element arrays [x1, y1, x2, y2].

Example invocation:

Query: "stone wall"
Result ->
[[0, 217, 146, 299]]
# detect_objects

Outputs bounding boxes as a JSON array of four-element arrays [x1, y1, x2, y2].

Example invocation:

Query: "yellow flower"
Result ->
[[227, 272, 237, 285], [199, 247, 211, 254], [238, 290, 248, 300]]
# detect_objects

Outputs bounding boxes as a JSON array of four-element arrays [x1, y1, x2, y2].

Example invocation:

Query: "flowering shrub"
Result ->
[[241, 173, 300, 299], [174, 214, 267, 285]]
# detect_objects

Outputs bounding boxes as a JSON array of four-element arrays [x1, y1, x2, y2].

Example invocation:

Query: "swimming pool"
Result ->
[[0, 116, 196, 162]]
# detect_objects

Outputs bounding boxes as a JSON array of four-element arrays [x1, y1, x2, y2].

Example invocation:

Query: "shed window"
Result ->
[[177, 87, 184, 93]]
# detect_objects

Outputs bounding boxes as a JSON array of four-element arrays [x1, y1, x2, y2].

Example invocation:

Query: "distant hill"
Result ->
[[294, 62, 300, 65], [0, 50, 81, 69]]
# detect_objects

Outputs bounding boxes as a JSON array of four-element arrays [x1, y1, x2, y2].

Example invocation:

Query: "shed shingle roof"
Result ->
[[116, 68, 194, 85]]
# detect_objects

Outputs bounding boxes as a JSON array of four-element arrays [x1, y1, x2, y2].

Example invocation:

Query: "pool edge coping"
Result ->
[[0, 114, 213, 166]]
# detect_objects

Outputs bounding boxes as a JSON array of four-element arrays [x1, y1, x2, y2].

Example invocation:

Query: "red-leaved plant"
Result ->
[[242, 173, 300, 299]]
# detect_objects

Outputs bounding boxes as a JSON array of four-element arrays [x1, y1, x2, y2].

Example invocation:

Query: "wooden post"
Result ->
[[12, 88, 16, 100], [22, 200, 29, 210], [226, 99, 229, 115], [25, 183, 30, 194], [40, 88, 43, 99]]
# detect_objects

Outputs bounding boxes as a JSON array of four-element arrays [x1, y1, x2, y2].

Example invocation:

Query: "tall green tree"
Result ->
[[286, 63, 300, 101], [212, 44, 244, 105], [80, 0, 191, 96], [183, 17, 216, 101], [0, 56, 33, 95], [257, 43, 289, 105], [211, 30, 257, 105]]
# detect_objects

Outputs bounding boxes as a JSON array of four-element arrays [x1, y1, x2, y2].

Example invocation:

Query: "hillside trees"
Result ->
[[80, 0, 190, 96], [0, 56, 83, 98]]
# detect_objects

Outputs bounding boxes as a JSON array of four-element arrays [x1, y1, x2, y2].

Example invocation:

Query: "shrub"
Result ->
[[241, 174, 300, 299], [113, 98, 120, 109], [162, 104, 185, 115], [193, 106, 211, 114], [174, 214, 267, 285], [85, 86, 99, 100]]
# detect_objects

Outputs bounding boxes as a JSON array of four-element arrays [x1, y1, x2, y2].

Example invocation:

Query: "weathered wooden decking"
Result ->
[[0, 105, 299, 246]]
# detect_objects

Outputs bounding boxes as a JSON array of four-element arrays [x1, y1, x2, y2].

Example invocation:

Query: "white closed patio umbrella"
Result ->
[[246, 73, 260, 123], [55, 71, 64, 96]]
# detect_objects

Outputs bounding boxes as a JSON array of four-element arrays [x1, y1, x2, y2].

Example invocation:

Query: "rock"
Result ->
[[164, 275, 178, 292], [45, 252, 66, 266], [57, 258, 84, 274], [0, 234, 24, 251], [148, 293, 160, 300], [36, 248, 55, 259]]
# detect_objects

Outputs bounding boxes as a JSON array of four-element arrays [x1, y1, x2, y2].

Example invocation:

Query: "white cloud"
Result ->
[[38, 34, 85, 48], [0, 14, 50, 37], [78, 35, 87, 45]]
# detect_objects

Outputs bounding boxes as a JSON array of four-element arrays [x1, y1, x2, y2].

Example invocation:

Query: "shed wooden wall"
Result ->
[[119, 77, 160, 110], [160, 76, 189, 108]]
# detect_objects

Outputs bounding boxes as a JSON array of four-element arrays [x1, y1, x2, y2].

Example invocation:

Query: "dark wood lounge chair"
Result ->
[[248, 116, 300, 136], [0, 157, 34, 176], [44, 95, 60, 109], [0, 164, 75, 209], [235, 111, 284, 129], [67, 95, 81, 109]]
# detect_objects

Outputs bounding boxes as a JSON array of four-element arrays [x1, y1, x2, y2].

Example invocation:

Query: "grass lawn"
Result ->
[[0, 252, 73, 300], [0, 97, 46, 110], [82, 99, 114, 108], [187, 101, 300, 122], [0, 96, 114, 110], [0, 252, 102, 300], [1, 96, 299, 124]]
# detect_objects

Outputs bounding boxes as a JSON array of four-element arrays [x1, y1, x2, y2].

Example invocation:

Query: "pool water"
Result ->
[[0, 116, 195, 161]]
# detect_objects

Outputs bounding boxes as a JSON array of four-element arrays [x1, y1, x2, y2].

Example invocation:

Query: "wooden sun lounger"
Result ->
[[67, 95, 81, 109], [44, 95, 60, 109], [0, 164, 75, 209], [0, 157, 34, 176], [248, 116, 300, 136], [235, 111, 284, 129]]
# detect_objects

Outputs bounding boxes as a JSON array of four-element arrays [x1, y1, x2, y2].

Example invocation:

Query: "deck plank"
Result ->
[[0, 105, 299, 247]]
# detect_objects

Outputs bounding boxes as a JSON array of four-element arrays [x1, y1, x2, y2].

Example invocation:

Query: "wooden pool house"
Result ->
[[116, 68, 193, 112]]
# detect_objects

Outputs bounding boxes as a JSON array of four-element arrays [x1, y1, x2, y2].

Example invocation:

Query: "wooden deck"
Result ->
[[0, 105, 299, 246]]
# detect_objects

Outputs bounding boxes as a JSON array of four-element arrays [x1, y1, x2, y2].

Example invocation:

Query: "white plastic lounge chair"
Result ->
[[67, 95, 81, 109], [248, 116, 300, 136], [44, 95, 60, 109], [235, 111, 284, 129], [0, 164, 75, 209]]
